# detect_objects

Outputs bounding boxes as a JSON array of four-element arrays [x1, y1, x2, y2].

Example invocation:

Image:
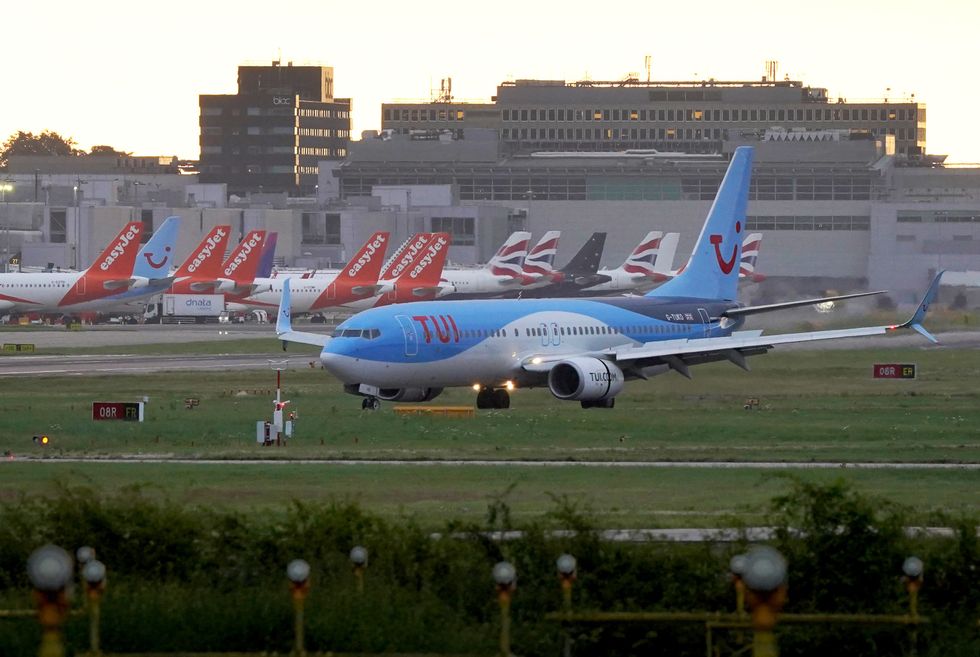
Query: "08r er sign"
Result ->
[[872, 363, 917, 380], [92, 402, 145, 422]]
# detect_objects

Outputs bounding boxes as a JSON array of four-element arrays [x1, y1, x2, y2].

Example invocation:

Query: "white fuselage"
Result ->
[[437, 268, 521, 298]]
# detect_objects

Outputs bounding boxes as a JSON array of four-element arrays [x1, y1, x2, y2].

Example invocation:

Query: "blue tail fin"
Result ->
[[134, 216, 181, 279], [647, 147, 754, 300]]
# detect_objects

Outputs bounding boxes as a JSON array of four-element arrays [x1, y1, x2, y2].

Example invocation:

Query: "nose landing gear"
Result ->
[[361, 396, 381, 411]]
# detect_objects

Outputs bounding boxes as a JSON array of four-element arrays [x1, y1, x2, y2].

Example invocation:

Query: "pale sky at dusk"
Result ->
[[3, 0, 978, 163]]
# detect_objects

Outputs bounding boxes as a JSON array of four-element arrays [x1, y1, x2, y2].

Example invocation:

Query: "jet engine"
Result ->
[[548, 357, 624, 402], [377, 387, 444, 403]]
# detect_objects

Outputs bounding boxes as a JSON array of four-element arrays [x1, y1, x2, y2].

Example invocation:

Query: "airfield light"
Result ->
[[28, 544, 73, 657], [556, 554, 577, 611], [742, 546, 788, 657], [902, 556, 924, 618], [286, 559, 311, 657], [76, 546, 96, 566], [729, 553, 748, 617], [82, 560, 106, 587], [493, 561, 517, 657], [82, 560, 107, 655], [34, 434, 51, 446], [286, 559, 311, 586], [350, 546, 368, 593]]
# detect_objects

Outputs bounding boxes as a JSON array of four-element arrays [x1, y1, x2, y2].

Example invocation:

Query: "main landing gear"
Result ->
[[361, 396, 381, 411], [476, 387, 510, 410], [580, 398, 616, 409]]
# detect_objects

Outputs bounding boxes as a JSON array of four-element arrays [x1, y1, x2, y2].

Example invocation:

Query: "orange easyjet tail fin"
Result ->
[[221, 230, 267, 285]]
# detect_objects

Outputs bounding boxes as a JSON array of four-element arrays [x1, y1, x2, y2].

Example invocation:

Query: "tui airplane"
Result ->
[[274, 146, 943, 410]]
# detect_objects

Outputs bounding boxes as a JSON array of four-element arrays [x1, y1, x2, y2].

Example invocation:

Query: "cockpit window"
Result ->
[[332, 328, 381, 339]]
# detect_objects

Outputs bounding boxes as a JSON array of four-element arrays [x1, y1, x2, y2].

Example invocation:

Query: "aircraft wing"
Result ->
[[721, 290, 886, 319], [522, 272, 944, 377]]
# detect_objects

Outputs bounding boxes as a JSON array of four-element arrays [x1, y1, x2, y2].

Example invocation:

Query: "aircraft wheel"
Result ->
[[370, 397, 381, 411], [361, 398, 370, 410], [492, 389, 511, 409], [476, 388, 492, 409]]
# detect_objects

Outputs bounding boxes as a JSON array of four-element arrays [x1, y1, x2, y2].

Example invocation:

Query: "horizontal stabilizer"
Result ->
[[350, 284, 384, 296]]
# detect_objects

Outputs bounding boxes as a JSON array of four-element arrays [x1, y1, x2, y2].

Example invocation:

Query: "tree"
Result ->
[[90, 144, 131, 156], [0, 130, 83, 168]]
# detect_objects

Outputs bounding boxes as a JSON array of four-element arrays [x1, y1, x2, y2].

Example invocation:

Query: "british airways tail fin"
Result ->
[[621, 231, 663, 275], [652, 232, 679, 276], [648, 146, 754, 300], [738, 233, 764, 281], [487, 231, 531, 278], [133, 216, 181, 280], [522, 230, 560, 280]]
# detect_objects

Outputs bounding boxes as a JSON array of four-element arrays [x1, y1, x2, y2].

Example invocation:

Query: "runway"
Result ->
[[0, 353, 315, 377]]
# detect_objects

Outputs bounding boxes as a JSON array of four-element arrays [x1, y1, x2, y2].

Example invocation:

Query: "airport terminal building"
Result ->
[[1, 76, 977, 305]]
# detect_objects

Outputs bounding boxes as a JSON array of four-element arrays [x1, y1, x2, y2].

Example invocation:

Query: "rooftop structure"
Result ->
[[382, 76, 925, 159]]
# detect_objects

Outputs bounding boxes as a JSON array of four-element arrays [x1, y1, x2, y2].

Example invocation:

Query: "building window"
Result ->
[[431, 216, 475, 245], [50, 210, 67, 243], [140, 209, 154, 243], [301, 213, 340, 245]]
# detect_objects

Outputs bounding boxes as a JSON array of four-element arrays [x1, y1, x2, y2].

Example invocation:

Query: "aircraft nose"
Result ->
[[319, 342, 357, 379]]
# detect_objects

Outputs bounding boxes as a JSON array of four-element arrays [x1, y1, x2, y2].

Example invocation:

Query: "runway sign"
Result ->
[[92, 401, 145, 422], [872, 363, 916, 380]]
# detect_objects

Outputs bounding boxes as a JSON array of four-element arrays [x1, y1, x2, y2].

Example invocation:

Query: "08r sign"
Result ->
[[92, 402, 145, 422], [872, 363, 917, 380]]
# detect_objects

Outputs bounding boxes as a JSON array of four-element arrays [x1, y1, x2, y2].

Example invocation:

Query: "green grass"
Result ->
[[1, 345, 977, 462], [0, 337, 283, 356], [0, 461, 976, 528], [0, 345, 978, 527]]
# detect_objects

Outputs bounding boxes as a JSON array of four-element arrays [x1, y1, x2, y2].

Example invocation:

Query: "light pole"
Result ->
[[73, 178, 87, 270], [286, 559, 311, 657], [493, 561, 517, 657], [742, 546, 788, 657], [349, 546, 368, 594], [27, 544, 74, 657]]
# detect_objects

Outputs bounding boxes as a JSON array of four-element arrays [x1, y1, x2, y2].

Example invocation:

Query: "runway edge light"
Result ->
[[33, 434, 50, 446]]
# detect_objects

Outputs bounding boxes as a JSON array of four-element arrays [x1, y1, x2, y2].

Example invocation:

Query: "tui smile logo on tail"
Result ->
[[143, 246, 172, 269], [709, 221, 742, 274]]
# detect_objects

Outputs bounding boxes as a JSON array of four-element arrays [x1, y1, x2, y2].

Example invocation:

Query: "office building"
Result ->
[[382, 77, 925, 158], [199, 61, 351, 196]]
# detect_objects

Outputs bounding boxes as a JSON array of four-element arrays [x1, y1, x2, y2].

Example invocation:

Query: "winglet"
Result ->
[[897, 271, 944, 343], [276, 278, 292, 337]]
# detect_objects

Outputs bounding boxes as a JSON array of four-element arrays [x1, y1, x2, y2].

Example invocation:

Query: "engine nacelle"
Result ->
[[548, 357, 624, 402], [377, 387, 444, 403]]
